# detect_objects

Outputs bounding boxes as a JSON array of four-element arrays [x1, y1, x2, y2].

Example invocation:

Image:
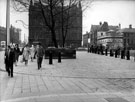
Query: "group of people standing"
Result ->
[[88, 44, 130, 60], [4, 43, 44, 78]]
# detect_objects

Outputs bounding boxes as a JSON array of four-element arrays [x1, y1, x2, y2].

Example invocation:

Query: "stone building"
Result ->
[[118, 25, 135, 50], [90, 22, 102, 46], [97, 22, 123, 49], [29, 2, 82, 48]]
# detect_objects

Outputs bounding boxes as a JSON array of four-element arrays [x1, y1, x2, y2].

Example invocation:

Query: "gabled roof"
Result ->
[[100, 22, 109, 31], [118, 28, 135, 33], [100, 22, 119, 31], [109, 25, 119, 31], [90, 25, 101, 33], [90, 22, 119, 33]]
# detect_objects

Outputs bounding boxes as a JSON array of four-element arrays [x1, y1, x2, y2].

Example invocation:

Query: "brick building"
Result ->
[[29, 2, 82, 48]]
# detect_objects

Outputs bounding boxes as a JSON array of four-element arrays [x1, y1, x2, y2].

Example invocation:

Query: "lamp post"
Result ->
[[6, 0, 10, 45], [16, 20, 28, 44], [16, 20, 28, 29]]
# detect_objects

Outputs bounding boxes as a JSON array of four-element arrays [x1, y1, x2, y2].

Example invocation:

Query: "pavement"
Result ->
[[0, 51, 135, 102]]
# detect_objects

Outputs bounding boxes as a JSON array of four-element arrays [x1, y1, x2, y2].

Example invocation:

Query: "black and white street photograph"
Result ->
[[0, 0, 135, 102]]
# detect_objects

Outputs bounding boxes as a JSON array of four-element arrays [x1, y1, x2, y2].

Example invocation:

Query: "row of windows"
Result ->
[[124, 33, 135, 37], [98, 39, 123, 43], [124, 39, 135, 44]]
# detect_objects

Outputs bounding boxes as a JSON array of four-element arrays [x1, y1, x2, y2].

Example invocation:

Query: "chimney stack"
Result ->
[[99, 22, 102, 25], [119, 23, 121, 29], [129, 24, 132, 29]]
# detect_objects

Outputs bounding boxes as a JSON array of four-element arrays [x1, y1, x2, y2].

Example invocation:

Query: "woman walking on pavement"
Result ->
[[22, 44, 30, 66], [14, 44, 20, 66], [30, 45, 36, 62]]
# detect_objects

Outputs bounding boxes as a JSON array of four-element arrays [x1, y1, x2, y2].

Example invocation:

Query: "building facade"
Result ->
[[0, 26, 6, 43], [0, 26, 21, 46], [29, 2, 82, 48], [118, 25, 135, 50], [83, 32, 90, 47], [90, 22, 102, 46], [97, 22, 123, 49]]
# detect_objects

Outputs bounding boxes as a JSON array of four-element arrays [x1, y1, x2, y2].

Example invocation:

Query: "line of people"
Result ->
[[88, 45, 131, 60], [4, 43, 44, 78]]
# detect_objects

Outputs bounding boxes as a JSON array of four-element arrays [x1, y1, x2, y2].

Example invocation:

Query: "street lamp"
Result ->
[[16, 20, 28, 29], [16, 20, 28, 44], [6, 0, 10, 45]]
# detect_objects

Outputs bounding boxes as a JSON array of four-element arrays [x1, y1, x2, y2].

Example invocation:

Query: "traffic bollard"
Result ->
[[58, 51, 61, 63], [126, 50, 130, 60], [49, 51, 53, 64]]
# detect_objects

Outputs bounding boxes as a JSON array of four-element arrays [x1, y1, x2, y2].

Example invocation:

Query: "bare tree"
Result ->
[[13, 0, 93, 48]]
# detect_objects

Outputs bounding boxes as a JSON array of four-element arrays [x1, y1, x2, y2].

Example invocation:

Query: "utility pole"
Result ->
[[24, 33, 25, 43], [6, 0, 10, 45]]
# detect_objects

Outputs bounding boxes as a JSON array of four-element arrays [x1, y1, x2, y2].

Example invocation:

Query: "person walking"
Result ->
[[36, 43, 44, 70], [4, 45, 15, 77], [30, 45, 36, 62], [22, 45, 30, 66], [14, 44, 20, 66]]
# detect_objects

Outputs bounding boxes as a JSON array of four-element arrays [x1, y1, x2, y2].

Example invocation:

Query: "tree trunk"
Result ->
[[51, 29, 58, 48]]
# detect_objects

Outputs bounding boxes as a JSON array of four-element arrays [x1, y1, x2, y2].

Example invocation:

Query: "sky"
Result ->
[[0, 0, 135, 41]]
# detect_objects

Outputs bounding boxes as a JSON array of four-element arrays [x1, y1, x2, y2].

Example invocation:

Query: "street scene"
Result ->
[[0, 51, 135, 102], [0, 0, 135, 102]]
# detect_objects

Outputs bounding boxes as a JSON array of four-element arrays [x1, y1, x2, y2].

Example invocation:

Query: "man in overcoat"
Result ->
[[5, 45, 15, 77], [35, 43, 44, 70]]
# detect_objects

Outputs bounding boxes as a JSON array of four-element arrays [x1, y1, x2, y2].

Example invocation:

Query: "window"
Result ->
[[127, 39, 129, 44], [127, 33, 129, 37], [124, 39, 126, 44], [131, 39, 133, 44], [101, 33, 103, 36]]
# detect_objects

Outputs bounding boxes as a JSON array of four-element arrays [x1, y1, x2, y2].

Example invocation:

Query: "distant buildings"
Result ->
[[0, 26, 21, 46], [29, 2, 82, 48], [97, 22, 123, 49], [90, 23, 101, 46], [84, 22, 135, 50], [0, 26, 6, 43], [83, 31, 90, 47], [118, 25, 135, 50]]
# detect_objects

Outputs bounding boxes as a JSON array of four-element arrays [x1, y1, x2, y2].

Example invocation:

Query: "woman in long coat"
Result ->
[[30, 45, 36, 62], [22, 45, 30, 65]]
